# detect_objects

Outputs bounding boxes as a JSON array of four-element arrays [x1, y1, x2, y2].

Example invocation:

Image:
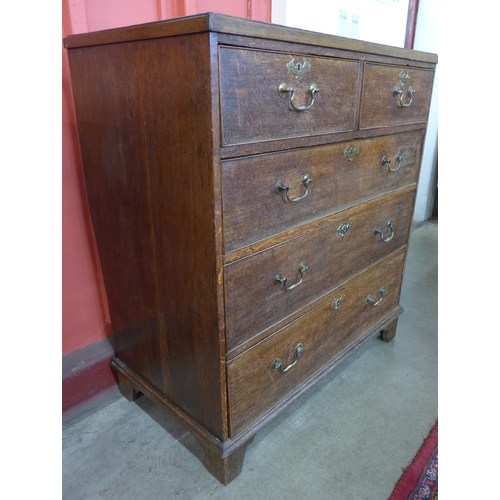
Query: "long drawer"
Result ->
[[222, 130, 423, 253], [359, 63, 434, 129], [227, 248, 406, 437], [224, 186, 415, 351], [219, 47, 359, 146]]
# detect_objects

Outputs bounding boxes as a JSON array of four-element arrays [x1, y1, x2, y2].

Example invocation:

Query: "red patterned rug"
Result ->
[[389, 421, 438, 499]]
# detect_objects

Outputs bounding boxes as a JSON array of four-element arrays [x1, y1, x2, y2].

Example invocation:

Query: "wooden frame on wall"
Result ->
[[405, 0, 419, 49]]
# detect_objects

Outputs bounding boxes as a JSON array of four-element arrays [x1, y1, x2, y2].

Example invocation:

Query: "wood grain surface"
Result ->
[[65, 12, 438, 65], [360, 63, 435, 129], [68, 33, 228, 440], [219, 47, 359, 145], [227, 248, 406, 436], [223, 130, 424, 252], [224, 187, 416, 351]]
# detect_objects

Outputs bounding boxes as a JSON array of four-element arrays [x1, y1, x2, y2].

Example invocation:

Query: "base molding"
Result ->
[[111, 307, 403, 484]]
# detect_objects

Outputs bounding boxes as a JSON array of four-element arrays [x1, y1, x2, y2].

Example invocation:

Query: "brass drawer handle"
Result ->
[[366, 286, 386, 307], [393, 71, 415, 108], [374, 220, 395, 243], [382, 154, 404, 172], [274, 262, 308, 291], [271, 343, 304, 373], [393, 87, 415, 107], [278, 82, 319, 111], [276, 174, 313, 203]]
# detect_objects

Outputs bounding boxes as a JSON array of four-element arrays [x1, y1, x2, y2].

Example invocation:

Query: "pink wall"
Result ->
[[70, 0, 271, 33], [63, 1, 110, 355], [62, 0, 271, 356]]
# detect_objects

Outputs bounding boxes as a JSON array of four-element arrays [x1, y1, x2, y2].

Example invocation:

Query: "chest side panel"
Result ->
[[68, 32, 227, 440]]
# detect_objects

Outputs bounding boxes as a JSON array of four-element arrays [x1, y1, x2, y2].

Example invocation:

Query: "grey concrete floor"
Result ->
[[62, 221, 438, 500]]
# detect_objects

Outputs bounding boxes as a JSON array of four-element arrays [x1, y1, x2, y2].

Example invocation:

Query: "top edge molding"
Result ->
[[64, 12, 438, 64]]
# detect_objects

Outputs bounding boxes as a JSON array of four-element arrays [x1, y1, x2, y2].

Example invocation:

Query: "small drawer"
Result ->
[[222, 130, 424, 253], [224, 187, 415, 351], [227, 248, 406, 437], [219, 47, 359, 146], [359, 63, 434, 129]]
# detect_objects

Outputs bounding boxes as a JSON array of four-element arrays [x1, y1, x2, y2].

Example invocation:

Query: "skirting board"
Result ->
[[62, 337, 119, 425]]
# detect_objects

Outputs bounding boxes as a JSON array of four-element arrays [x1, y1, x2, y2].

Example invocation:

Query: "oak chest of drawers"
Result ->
[[65, 13, 437, 485]]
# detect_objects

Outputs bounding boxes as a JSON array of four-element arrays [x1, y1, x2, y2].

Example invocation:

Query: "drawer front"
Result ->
[[224, 187, 415, 351], [359, 63, 434, 129], [219, 47, 359, 146], [227, 248, 406, 437], [223, 130, 423, 253]]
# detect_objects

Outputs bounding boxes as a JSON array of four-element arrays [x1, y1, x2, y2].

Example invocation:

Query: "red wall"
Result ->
[[63, 1, 109, 355], [62, 0, 271, 356]]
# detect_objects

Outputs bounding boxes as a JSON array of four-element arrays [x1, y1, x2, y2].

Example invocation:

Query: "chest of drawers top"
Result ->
[[65, 14, 437, 485], [65, 12, 437, 62]]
